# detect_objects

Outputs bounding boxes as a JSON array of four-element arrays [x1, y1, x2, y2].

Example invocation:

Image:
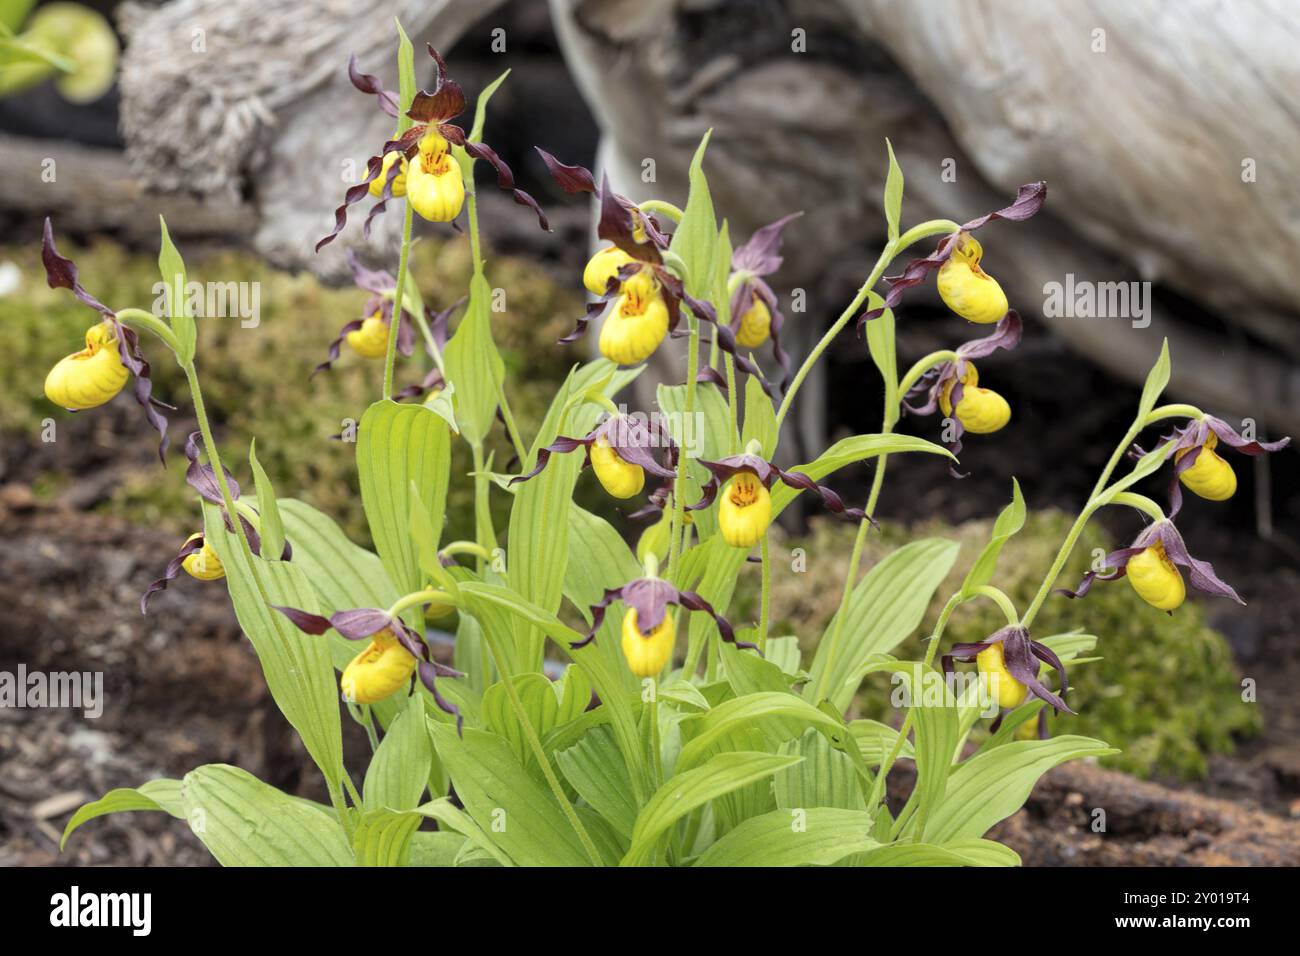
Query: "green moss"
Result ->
[[0, 236, 582, 544], [743, 511, 1259, 781]]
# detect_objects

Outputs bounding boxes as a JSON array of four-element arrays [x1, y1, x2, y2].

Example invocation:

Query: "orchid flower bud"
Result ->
[[620, 607, 675, 678], [939, 363, 1011, 434], [1126, 542, 1186, 611], [1175, 432, 1237, 501], [44, 322, 129, 410], [977, 643, 1030, 709], [937, 233, 1009, 325], [590, 437, 646, 499], [180, 532, 225, 581], [717, 472, 773, 548], [345, 312, 390, 358], [734, 296, 772, 349], [340, 628, 418, 704], [583, 245, 635, 296], [367, 151, 408, 198], [406, 132, 466, 222], [598, 269, 669, 366]]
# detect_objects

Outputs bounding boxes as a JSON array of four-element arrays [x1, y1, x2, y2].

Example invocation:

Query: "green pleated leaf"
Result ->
[[393, 19, 415, 136], [481, 670, 590, 768], [364, 693, 433, 811], [157, 216, 195, 365], [181, 765, 352, 866], [247, 438, 286, 563], [61, 779, 184, 850], [862, 661, 960, 838], [407, 831, 466, 867], [564, 505, 641, 612], [556, 725, 638, 841], [775, 730, 866, 811], [849, 718, 914, 765], [805, 538, 960, 710], [1137, 337, 1170, 420], [357, 399, 451, 596], [668, 129, 717, 299], [277, 497, 414, 728], [882, 138, 904, 241], [676, 691, 847, 773], [508, 362, 639, 671], [202, 502, 344, 788], [920, 735, 1118, 843], [429, 724, 591, 866], [960, 478, 1025, 599], [863, 291, 899, 427], [416, 796, 513, 867], [352, 808, 422, 867], [772, 434, 953, 518], [622, 751, 800, 866], [741, 367, 778, 456], [695, 806, 877, 866], [443, 273, 504, 446], [855, 838, 1020, 867]]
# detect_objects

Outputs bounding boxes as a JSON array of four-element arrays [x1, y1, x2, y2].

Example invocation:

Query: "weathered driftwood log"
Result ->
[[115, 0, 1300, 435], [117, 0, 507, 281], [549, 0, 1300, 439], [0, 133, 255, 241]]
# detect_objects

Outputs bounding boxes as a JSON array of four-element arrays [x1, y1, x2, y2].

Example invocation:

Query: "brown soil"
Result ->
[[3, 489, 1298, 866]]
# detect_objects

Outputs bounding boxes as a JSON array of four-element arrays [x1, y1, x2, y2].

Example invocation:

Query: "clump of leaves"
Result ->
[[745, 511, 1258, 780]]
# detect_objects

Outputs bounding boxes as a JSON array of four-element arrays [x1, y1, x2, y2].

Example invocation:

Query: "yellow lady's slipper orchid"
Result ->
[[340, 629, 418, 704], [598, 269, 670, 366], [1176, 432, 1237, 501], [939, 363, 1011, 434], [620, 607, 675, 678], [734, 297, 772, 349], [977, 642, 1029, 709], [406, 132, 466, 223], [717, 472, 772, 548], [590, 437, 646, 499], [1126, 543, 1186, 611], [583, 245, 635, 296], [180, 533, 225, 581], [44, 322, 129, 410], [1014, 716, 1043, 741], [368, 151, 408, 198], [345, 313, 390, 359], [937, 234, 1009, 324]]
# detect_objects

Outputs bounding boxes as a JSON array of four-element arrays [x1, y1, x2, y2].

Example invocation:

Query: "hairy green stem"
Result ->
[[865, 593, 962, 814], [1020, 402, 1198, 628], [774, 219, 959, 431], [810, 452, 889, 703]]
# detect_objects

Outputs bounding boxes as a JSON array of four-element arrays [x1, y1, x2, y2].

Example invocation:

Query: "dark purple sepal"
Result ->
[[347, 54, 399, 117], [42, 219, 114, 316], [535, 148, 597, 194], [112, 319, 172, 463], [507, 436, 589, 485], [732, 212, 803, 275], [139, 535, 205, 614], [1149, 520, 1243, 605], [441, 128, 549, 231], [183, 431, 240, 504]]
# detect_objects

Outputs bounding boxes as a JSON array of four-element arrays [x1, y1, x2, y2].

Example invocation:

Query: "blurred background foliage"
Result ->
[[0, 238, 1257, 781]]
